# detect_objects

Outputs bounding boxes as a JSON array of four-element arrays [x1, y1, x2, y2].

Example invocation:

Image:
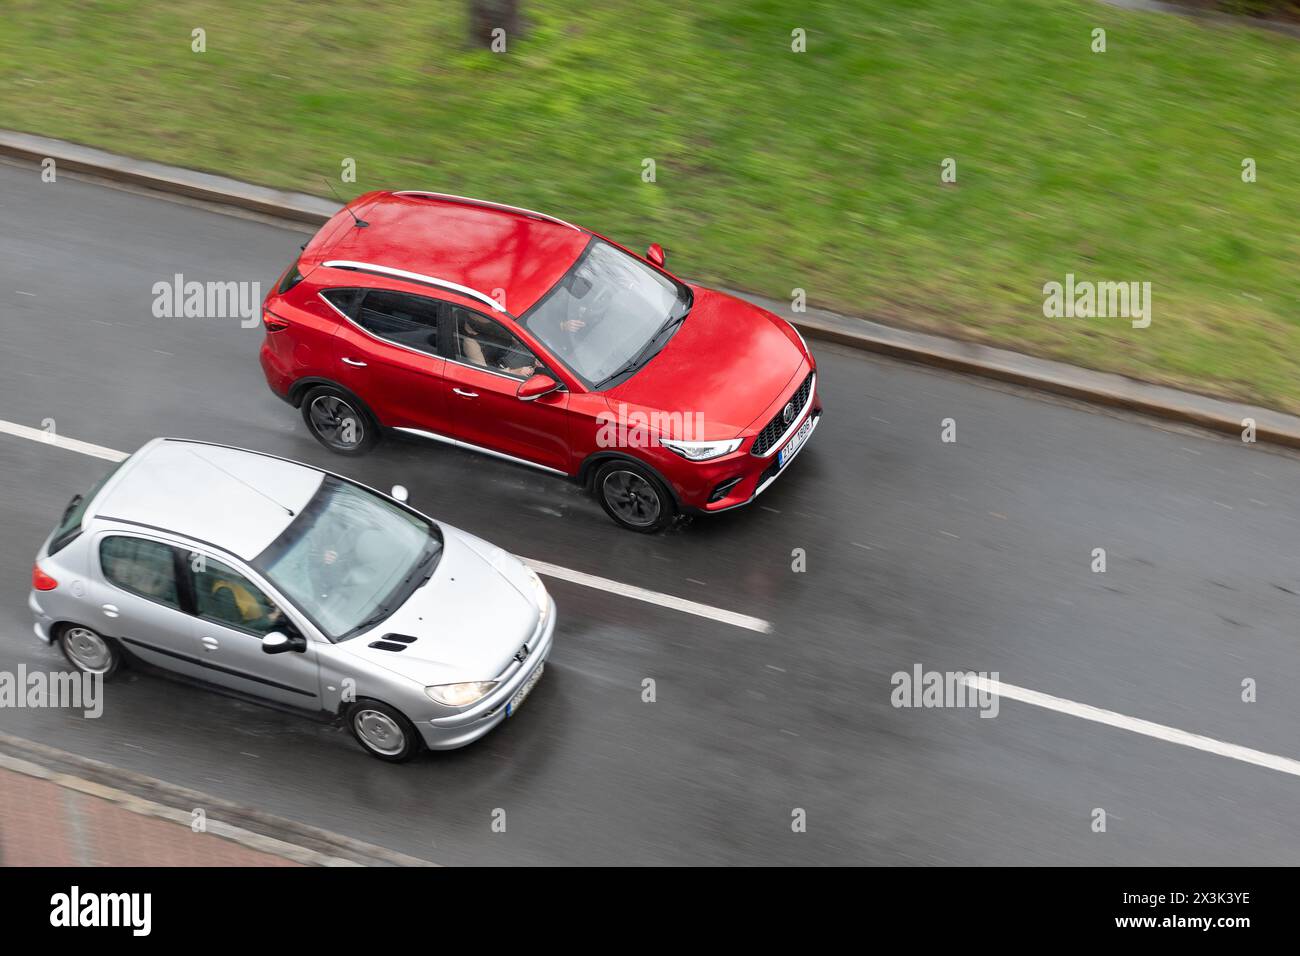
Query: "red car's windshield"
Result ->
[[521, 238, 691, 389]]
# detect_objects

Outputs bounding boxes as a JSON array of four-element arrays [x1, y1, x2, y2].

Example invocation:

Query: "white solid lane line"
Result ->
[[962, 675, 1300, 779], [524, 558, 772, 634], [0, 420, 773, 634], [0, 420, 127, 462]]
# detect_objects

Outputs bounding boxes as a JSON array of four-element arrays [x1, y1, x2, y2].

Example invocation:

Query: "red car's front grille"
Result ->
[[750, 371, 814, 456]]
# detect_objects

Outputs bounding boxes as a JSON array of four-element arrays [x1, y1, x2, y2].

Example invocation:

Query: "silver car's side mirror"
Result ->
[[262, 631, 305, 654], [391, 485, 409, 503]]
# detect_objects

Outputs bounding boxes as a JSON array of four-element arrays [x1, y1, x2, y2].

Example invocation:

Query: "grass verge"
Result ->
[[2, 1, 1297, 407]]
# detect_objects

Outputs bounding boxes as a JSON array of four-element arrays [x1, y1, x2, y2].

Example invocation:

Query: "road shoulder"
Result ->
[[0, 731, 436, 867], [4, 128, 1300, 449]]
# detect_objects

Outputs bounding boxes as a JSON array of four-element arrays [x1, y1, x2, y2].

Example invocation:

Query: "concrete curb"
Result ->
[[742, 294, 1300, 450], [0, 730, 438, 867], [0, 130, 337, 224], [5, 128, 1300, 450], [1099, 0, 1300, 41]]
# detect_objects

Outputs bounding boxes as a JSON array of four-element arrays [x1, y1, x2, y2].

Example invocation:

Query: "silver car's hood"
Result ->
[[339, 527, 537, 685]]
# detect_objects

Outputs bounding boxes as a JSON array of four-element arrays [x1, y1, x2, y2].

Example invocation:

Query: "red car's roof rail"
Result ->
[[390, 191, 582, 232], [322, 260, 508, 314]]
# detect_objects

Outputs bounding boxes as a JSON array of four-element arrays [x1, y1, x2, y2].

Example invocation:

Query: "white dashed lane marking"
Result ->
[[523, 559, 770, 633], [962, 675, 1300, 780], [0, 420, 128, 462]]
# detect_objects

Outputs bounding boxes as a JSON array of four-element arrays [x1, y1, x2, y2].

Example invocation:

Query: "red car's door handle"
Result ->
[[341, 357, 367, 367], [453, 388, 478, 398]]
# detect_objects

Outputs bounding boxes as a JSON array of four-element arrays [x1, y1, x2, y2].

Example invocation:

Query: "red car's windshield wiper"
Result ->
[[597, 311, 689, 389]]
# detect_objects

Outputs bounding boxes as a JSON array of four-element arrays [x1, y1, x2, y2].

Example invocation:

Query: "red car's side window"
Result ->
[[450, 305, 539, 380], [351, 290, 442, 358]]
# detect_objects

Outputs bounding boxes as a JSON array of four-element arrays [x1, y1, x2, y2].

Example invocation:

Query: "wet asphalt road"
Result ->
[[1, 162, 1298, 865]]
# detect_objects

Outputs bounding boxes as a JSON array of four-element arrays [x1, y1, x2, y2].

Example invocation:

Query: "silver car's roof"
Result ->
[[89, 438, 325, 561]]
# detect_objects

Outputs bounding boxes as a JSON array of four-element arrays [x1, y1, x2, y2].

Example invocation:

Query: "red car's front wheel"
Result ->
[[595, 461, 676, 533]]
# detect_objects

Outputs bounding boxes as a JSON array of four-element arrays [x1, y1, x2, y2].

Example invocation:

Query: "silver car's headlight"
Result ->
[[426, 681, 497, 706], [659, 437, 743, 461], [524, 566, 550, 625]]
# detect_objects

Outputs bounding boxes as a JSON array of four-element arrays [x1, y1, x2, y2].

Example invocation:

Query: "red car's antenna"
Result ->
[[323, 179, 368, 228]]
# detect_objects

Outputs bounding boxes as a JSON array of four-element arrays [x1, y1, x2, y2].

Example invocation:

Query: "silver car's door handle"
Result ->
[[201, 636, 219, 652], [101, 604, 119, 618], [341, 357, 367, 367], [453, 388, 478, 398]]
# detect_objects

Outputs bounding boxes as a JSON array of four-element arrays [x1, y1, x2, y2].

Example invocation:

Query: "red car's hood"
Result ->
[[602, 287, 806, 440]]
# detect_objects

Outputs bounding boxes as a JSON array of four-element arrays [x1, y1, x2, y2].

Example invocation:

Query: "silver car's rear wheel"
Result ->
[[59, 625, 121, 677], [346, 701, 421, 762]]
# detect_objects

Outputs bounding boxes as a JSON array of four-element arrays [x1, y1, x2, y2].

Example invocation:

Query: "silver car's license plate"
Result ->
[[778, 415, 814, 467], [507, 663, 544, 717]]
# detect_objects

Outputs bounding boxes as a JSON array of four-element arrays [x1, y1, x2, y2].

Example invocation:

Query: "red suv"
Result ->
[[259, 191, 820, 532]]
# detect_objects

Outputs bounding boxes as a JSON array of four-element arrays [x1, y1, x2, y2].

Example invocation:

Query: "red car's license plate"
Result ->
[[778, 415, 814, 467]]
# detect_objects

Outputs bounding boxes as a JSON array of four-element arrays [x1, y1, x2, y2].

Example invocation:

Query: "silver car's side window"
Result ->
[[100, 536, 182, 610], [190, 555, 284, 637]]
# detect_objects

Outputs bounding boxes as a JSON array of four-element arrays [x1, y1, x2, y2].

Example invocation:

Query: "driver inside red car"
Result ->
[[458, 309, 536, 378]]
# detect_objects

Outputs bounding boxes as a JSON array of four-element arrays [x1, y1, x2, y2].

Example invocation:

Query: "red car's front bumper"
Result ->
[[670, 396, 823, 513]]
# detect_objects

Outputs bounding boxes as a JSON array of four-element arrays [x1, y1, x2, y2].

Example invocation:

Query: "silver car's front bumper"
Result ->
[[417, 597, 556, 750]]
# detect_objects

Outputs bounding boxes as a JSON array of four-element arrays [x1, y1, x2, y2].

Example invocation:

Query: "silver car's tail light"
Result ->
[[32, 564, 58, 591]]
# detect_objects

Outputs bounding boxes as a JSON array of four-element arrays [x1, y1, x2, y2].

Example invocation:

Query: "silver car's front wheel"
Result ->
[[59, 625, 122, 678], [346, 701, 421, 762]]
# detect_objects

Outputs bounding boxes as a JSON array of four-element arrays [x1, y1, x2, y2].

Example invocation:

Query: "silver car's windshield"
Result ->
[[521, 238, 691, 388], [254, 477, 441, 641]]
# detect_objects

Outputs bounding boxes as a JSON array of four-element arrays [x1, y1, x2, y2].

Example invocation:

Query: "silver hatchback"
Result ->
[[29, 438, 554, 761]]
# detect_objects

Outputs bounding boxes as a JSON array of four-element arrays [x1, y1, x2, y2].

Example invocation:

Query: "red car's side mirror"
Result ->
[[517, 373, 560, 401], [646, 243, 666, 267]]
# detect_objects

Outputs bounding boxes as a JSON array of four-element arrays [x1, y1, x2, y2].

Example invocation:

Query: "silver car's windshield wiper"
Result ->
[[60, 494, 83, 524], [343, 544, 439, 639], [410, 545, 439, 581], [351, 607, 393, 635]]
